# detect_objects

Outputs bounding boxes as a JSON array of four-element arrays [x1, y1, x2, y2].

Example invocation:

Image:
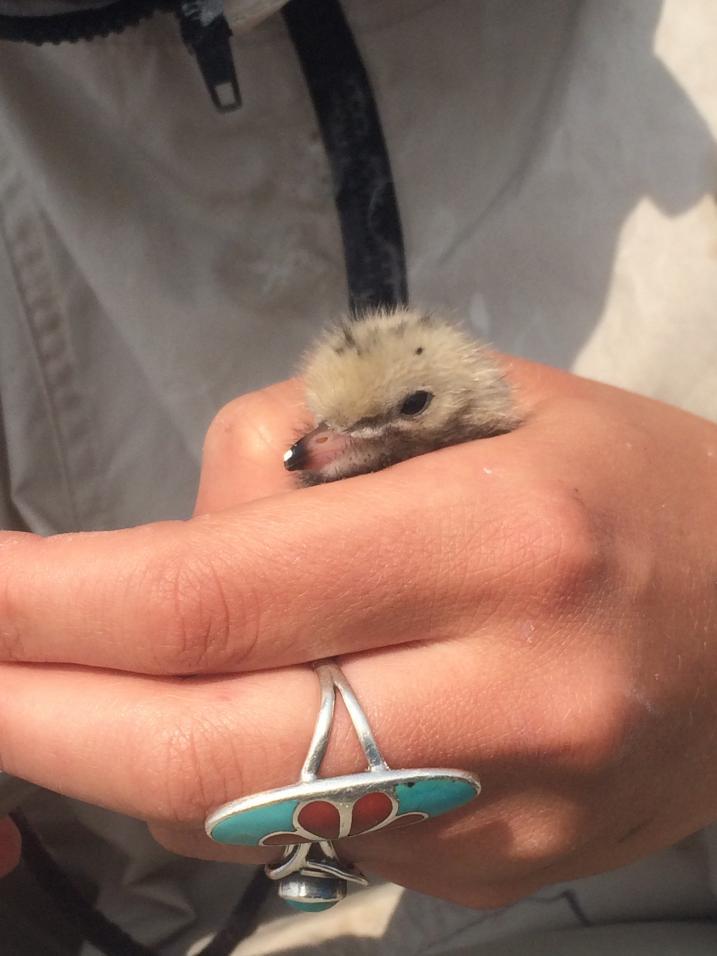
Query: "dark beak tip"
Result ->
[[283, 439, 305, 472]]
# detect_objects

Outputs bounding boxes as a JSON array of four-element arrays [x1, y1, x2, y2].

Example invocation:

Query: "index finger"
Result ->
[[0, 359, 595, 675]]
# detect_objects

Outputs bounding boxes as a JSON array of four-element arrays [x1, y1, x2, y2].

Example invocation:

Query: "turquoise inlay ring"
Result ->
[[205, 661, 481, 911]]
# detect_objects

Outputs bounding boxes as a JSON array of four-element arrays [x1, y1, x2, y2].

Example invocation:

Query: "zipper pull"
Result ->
[[178, 2, 241, 112]]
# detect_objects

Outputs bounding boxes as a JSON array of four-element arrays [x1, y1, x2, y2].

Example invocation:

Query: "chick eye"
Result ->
[[399, 390, 433, 416]]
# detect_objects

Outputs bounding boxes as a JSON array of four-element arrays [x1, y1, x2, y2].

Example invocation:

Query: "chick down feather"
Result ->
[[284, 307, 520, 485]]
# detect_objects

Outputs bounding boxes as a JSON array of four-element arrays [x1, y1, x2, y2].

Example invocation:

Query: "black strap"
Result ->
[[10, 810, 272, 956], [283, 0, 408, 314], [10, 810, 155, 956]]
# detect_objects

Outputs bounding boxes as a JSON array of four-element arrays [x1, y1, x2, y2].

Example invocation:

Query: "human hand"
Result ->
[[0, 362, 716, 907]]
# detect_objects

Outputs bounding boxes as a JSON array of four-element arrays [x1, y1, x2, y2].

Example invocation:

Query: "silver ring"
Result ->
[[205, 660, 481, 911]]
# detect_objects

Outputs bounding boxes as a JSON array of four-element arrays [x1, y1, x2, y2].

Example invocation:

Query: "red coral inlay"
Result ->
[[259, 791, 429, 846], [297, 800, 341, 839], [349, 791, 394, 836]]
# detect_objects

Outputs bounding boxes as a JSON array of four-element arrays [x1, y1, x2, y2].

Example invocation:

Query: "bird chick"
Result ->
[[284, 307, 520, 485]]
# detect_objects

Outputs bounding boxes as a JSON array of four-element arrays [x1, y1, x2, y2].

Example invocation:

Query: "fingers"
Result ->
[[0, 641, 607, 901], [0, 359, 607, 676], [0, 662, 317, 825], [0, 642, 512, 835], [0, 446, 531, 674]]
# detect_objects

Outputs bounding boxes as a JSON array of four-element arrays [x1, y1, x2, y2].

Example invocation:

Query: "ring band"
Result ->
[[205, 660, 481, 911]]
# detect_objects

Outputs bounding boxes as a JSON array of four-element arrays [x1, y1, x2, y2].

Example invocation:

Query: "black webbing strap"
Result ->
[[283, 0, 409, 314], [10, 808, 271, 956], [10, 810, 155, 956]]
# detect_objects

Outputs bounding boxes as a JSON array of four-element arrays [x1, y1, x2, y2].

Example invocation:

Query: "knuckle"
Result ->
[[512, 812, 582, 871], [569, 689, 636, 775], [204, 393, 273, 461], [140, 540, 247, 674], [512, 483, 605, 599], [531, 660, 637, 778], [205, 396, 251, 446]]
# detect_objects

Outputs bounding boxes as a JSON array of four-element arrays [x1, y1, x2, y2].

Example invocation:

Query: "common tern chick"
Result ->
[[284, 308, 520, 485]]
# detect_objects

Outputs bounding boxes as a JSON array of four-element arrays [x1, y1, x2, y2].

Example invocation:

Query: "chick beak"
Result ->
[[284, 423, 350, 473]]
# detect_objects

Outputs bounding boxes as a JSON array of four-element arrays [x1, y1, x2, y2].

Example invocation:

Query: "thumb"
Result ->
[[195, 379, 309, 513]]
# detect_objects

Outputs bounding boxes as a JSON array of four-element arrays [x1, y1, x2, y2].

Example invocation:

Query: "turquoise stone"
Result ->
[[285, 900, 337, 912], [395, 777, 477, 817], [210, 798, 298, 846], [208, 772, 479, 847]]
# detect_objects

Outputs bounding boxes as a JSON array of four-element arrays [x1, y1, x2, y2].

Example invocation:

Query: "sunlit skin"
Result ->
[[1, 360, 717, 907]]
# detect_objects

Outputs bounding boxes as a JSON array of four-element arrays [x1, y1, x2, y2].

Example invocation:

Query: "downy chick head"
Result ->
[[285, 307, 520, 485]]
